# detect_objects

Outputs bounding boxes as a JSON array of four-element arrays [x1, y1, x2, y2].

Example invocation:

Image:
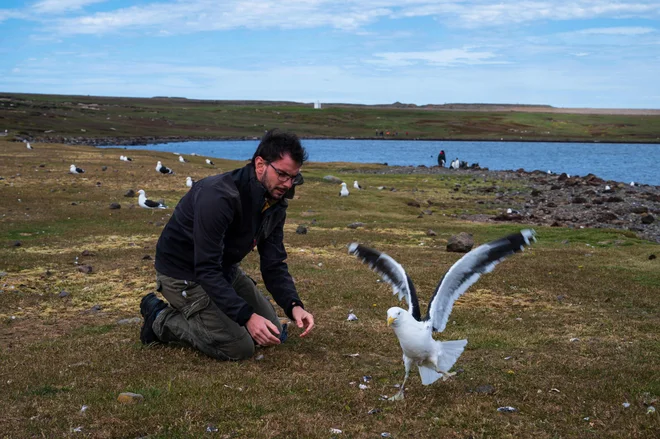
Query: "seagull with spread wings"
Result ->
[[348, 229, 536, 400]]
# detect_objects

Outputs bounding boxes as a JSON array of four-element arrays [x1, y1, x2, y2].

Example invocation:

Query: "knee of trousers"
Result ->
[[212, 333, 255, 361]]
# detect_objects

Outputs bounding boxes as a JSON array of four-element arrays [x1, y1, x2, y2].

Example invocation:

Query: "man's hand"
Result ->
[[292, 306, 315, 337], [246, 314, 281, 346]]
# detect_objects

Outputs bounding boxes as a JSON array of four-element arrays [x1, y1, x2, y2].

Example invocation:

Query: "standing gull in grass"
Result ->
[[205, 158, 215, 166], [179, 155, 188, 163], [353, 180, 363, 190], [137, 189, 167, 209], [348, 229, 537, 400], [186, 176, 194, 188], [26, 142, 33, 150], [120, 155, 133, 162], [69, 164, 85, 174], [340, 182, 349, 197], [156, 161, 174, 174]]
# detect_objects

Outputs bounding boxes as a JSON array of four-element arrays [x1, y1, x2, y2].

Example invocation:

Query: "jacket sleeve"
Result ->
[[193, 185, 254, 326], [258, 215, 304, 320]]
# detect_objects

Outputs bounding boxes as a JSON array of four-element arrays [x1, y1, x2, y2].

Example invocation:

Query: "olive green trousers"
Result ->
[[152, 269, 282, 360]]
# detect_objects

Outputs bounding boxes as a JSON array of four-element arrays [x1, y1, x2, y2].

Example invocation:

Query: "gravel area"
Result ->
[[351, 165, 660, 243]]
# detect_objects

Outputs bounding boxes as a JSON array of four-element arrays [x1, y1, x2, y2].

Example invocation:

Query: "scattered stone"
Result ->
[[641, 214, 655, 224], [124, 189, 136, 197], [650, 254, 657, 260], [109, 202, 121, 209], [606, 196, 624, 203], [631, 206, 649, 214], [77, 265, 93, 274], [71, 202, 78, 206], [58, 290, 70, 298], [447, 232, 474, 253], [296, 225, 308, 235], [421, 209, 433, 215], [11, 241, 21, 247], [407, 200, 421, 208], [347, 222, 364, 229], [474, 384, 496, 394], [101, 166, 108, 171], [116, 317, 141, 325], [81, 250, 95, 256], [571, 197, 588, 204], [426, 229, 437, 236], [117, 392, 144, 404], [142, 255, 153, 260], [323, 175, 343, 183], [89, 304, 102, 312]]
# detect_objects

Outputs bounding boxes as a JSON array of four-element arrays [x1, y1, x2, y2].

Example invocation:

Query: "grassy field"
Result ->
[[1, 140, 659, 438], [2, 92, 660, 143]]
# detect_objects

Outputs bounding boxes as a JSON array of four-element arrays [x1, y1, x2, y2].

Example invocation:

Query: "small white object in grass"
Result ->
[[182, 291, 187, 298], [504, 356, 512, 360], [622, 402, 631, 408], [80, 405, 88, 413], [343, 353, 360, 357], [497, 406, 518, 413], [550, 388, 561, 393], [347, 313, 358, 321], [206, 425, 219, 433], [583, 417, 590, 421], [72, 427, 83, 433], [381, 434, 391, 438], [570, 337, 580, 342], [359, 384, 368, 390], [318, 262, 323, 267], [647, 406, 656, 415], [330, 428, 343, 434]]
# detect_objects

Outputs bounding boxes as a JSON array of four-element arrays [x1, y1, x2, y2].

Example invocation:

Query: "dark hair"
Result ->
[[252, 128, 308, 166]]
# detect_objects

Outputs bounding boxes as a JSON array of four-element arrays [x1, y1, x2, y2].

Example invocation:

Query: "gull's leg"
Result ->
[[390, 355, 413, 401]]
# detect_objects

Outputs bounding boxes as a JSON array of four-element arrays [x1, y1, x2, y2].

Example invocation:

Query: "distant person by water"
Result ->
[[437, 150, 446, 167]]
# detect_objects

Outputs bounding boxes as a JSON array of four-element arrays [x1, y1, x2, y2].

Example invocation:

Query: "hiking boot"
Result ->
[[140, 292, 167, 345]]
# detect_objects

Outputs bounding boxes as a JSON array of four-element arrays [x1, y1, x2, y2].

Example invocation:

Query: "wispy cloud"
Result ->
[[32, 0, 108, 14], [368, 48, 502, 67], [571, 26, 656, 35]]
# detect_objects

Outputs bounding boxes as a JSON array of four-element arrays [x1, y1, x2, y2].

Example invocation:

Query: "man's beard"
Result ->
[[260, 173, 287, 200]]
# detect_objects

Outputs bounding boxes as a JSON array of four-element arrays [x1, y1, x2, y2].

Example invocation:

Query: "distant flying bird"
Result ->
[[353, 180, 363, 190], [205, 158, 215, 165], [340, 182, 349, 197], [156, 161, 174, 174], [137, 189, 167, 209], [186, 176, 194, 188], [348, 229, 537, 400], [179, 155, 188, 163], [69, 164, 85, 174]]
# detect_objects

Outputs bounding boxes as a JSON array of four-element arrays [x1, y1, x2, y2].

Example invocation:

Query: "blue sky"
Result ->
[[1, 0, 659, 108]]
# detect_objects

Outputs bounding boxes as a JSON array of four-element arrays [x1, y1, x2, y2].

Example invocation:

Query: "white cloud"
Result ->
[[32, 0, 108, 14], [572, 26, 656, 35], [368, 48, 502, 67]]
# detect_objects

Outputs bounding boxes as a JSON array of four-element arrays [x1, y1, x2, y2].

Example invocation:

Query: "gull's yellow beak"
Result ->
[[387, 316, 396, 326]]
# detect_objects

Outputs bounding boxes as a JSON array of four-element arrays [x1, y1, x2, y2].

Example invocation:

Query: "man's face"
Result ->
[[255, 154, 302, 200]]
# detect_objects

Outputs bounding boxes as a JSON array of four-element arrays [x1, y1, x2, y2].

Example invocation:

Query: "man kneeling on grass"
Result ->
[[139, 129, 315, 360]]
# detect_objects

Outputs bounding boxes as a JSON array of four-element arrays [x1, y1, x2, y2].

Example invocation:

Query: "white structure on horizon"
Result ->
[[314, 101, 322, 109]]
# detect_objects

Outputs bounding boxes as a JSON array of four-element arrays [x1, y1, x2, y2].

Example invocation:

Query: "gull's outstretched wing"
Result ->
[[426, 229, 537, 332], [348, 243, 421, 321]]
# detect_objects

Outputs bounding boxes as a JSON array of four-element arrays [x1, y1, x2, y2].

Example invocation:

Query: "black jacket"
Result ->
[[155, 163, 303, 326]]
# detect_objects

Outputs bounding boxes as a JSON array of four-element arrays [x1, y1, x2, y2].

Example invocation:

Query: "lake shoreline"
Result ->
[[27, 134, 660, 147]]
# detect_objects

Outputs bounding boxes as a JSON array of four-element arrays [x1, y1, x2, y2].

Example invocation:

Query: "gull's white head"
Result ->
[[386, 307, 406, 327], [341, 182, 347, 187], [137, 189, 145, 196]]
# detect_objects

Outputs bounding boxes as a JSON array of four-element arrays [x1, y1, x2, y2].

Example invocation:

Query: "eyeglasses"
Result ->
[[268, 162, 303, 185]]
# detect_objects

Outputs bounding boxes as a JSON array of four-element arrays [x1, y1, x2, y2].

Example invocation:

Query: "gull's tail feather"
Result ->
[[437, 339, 468, 372], [417, 339, 467, 385], [418, 365, 444, 385]]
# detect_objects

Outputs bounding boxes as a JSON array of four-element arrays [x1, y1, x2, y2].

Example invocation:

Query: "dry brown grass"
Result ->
[[1, 140, 658, 438]]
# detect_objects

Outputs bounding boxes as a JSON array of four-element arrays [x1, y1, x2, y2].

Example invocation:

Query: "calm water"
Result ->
[[104, 139, 660, 186]]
